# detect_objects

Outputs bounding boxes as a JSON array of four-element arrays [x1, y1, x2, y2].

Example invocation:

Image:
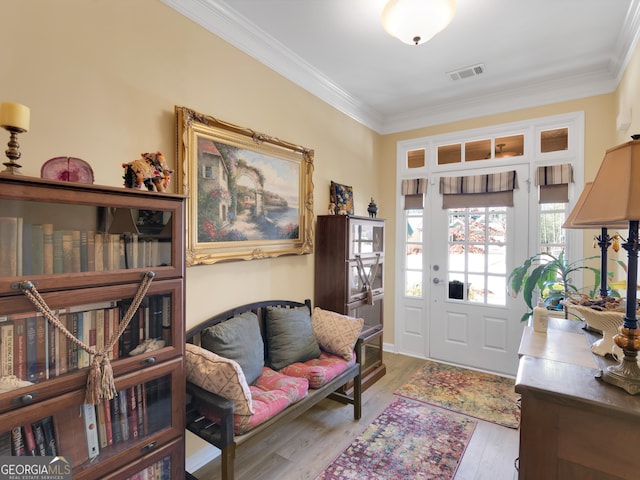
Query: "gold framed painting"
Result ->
[[175, 106, 314, 265]]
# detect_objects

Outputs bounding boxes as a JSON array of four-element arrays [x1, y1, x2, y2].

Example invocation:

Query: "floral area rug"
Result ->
[[395, 360, 521, 429], [315, 396, 476, 480]]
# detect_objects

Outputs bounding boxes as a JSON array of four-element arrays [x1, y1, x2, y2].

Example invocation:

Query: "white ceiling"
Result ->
[[162, 0, 640, 134]]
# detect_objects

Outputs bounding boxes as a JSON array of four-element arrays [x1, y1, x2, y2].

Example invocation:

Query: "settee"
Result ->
[[185, 299, 363, 480]]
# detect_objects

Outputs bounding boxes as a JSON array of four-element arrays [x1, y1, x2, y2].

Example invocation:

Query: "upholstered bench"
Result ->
[[185, 299, 363, 480]]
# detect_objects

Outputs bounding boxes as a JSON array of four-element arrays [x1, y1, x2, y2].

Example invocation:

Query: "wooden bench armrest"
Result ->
[[186, 381, 235, 449]]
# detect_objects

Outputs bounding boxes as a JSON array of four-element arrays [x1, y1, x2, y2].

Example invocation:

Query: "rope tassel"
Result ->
[[18, 272, 155, 405]]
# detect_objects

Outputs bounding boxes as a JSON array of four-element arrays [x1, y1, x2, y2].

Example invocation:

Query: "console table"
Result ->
[[515, 318, 640, 479]]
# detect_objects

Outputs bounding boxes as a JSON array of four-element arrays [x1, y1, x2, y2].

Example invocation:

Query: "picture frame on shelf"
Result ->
[[175, 106, 315, 265]]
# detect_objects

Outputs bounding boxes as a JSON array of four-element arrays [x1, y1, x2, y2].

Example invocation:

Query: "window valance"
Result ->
[[401, 178, 428, 210], [535, 163, 573, 203], [439, 170, 518, 208]]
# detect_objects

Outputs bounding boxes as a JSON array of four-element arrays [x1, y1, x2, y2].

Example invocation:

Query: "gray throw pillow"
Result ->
[[266, 306, 321, 370], [200, 311, 264, 385]]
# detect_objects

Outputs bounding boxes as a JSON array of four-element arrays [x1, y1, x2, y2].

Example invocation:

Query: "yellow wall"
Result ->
[[2, 0, 380, 330], [3, 0, 636, 342]]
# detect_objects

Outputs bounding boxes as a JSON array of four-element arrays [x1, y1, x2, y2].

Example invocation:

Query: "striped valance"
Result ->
[[439, 171, 518, 208], [401, 178, 428, 195], [535, 164, 573, 203], [401, 178, 428, 210], [535, 164, 573, 186]]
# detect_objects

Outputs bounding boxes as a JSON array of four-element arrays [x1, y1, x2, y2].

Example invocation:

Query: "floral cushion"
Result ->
[[185, 343, 254, 415], [193, 367, 309, 435], [279, 351, 355, 388], [311, 307, 364, 361]]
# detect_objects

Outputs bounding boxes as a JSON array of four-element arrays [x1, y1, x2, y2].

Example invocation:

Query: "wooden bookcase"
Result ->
[[0, 175, 185, 479], [314, 215, 386, 391]]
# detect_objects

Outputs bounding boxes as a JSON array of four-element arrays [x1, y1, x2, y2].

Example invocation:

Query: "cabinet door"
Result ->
[[0, 279, 184, 414], [0, 358, 184, 480], [349, 218, 384, 258], [101, 436, 184, 480], [0, 176, 184, 296], [348, 297, 383, 333]]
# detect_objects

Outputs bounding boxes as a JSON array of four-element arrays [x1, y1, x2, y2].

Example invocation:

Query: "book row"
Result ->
[[125, 456, 172, 480], [0, 294, 172, 384], [1, 377, 171, 470], [0, 216, 171, 278]]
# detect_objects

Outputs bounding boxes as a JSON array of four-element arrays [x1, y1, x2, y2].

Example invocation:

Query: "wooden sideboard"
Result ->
[[516, 318, 640, 479]]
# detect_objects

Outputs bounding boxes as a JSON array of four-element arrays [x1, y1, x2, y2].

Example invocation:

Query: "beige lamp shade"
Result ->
[[571, 140, 640, 226], [563, 182, 628, 229]]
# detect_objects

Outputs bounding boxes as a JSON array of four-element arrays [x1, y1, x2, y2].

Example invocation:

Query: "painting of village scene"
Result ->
[[196, 137, 300, 244]]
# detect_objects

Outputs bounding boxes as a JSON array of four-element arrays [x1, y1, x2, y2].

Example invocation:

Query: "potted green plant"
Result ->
[[507, 252, 606, 322]]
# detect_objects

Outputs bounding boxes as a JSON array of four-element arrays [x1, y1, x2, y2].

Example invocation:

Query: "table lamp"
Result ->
[[570, 137, 640, 394], [563, 182, 627, 297], [0, 101, 30, 174]]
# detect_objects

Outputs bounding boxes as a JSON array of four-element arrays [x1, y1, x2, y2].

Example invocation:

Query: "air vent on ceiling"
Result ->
[[447, 63, 486, 81]]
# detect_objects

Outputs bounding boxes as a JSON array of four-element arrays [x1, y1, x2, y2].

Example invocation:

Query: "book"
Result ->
[[96, 402, 107, 449], [12, 316, 26, 380], [22, 423, 37, 456], [42, 223, 54, 274], [52, 230, 63, 274], [31, 224, 45, 275], [25, 315, 38, 383], [62, 231, 74, 273], [118, 390, 129, 441], [71, 230, 81, 273], [103, 396, 113, 446], [127, 386, 139, 439], [110, 395, 123, 444], [0, 216, 19, 277], [32, 420, 47, 456], [80, 230, 88, 272], [94, 231, 104, 272], [21, 221, 33, 276], [1, 320, 14, 377], [41, 416, 57, 456], [56, 313, 68, 376], [86, 230, 96, 272], [11, 426, 25, 456], [35, 315, 47, 381], [82, 403, 100, 460]]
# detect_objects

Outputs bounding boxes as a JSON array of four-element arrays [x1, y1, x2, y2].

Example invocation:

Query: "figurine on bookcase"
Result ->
[[122, 152, 173, 192]]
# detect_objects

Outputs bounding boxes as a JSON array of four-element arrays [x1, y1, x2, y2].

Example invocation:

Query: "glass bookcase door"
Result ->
[[0, 177, 184, 296], [0, 279, 183, 414], [349, 218, 384, 258], [0, 358, 183, 480], [103, 437, 183, 480], [348, 258, 384, 302]]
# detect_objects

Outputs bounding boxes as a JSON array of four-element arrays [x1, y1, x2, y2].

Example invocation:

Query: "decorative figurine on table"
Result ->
[[122, 151, 173, 192], [328, 202, 336, 215], [368, 198, 378, 218]]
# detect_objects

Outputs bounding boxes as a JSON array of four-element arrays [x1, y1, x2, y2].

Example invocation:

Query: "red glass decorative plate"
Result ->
[[41, 156, 94, 184]]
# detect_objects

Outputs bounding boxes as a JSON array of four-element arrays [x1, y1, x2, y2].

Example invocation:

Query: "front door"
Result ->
[[428, 165, 529, 375]]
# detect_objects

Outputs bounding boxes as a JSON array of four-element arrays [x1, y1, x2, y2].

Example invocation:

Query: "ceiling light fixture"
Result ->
[[381, 0, 456, 46]]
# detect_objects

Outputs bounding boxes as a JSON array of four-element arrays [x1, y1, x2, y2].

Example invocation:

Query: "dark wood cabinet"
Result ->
[[0, 175, 185, 479], [315, 215, 386, 391]]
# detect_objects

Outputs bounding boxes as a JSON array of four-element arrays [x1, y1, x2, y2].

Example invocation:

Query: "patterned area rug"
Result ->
[[395, 360, 521, 429], [315, 396, 476, 480]]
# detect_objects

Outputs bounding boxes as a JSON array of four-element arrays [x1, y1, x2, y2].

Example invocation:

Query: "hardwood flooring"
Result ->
[[190, 352, 520, 480]]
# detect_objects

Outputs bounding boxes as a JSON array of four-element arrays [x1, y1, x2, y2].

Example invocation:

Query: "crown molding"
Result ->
[[162, 0, 637, 135]]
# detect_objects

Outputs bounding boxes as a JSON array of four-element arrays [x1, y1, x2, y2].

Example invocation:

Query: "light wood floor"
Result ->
[[191, 352, 520, 480]]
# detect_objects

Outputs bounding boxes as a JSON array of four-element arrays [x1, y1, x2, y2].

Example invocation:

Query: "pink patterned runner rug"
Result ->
[[315, 396, 476, 480], [395, 360, 521, 429]]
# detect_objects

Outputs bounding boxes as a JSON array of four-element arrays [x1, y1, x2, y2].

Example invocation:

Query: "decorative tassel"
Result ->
[[85, 353, 116, 405]]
